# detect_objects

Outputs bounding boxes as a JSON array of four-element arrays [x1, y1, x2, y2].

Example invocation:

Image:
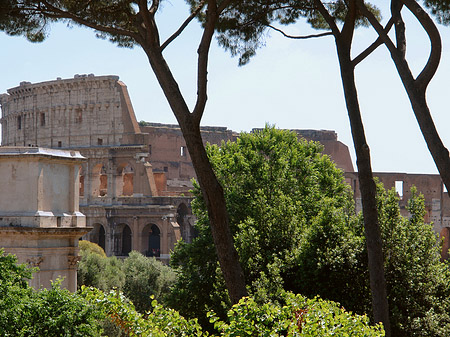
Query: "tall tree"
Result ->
[[0, 0, 247, 304], [211, 1, 391, 333]]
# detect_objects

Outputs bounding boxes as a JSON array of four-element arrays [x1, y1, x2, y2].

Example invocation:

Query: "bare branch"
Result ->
[[391, 0, 406, 58], [402, 0, 441, 90], [192, 0, 230, 123], [352, 17, 394, 67], [267, 25, 332, 39], [355, 0, 399, 57], [161, 1, 206, 52]]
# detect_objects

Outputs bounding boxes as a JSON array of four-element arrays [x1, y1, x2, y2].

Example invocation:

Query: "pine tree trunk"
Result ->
[[141, 43, 248, 305], [336, 40, 391, 336]]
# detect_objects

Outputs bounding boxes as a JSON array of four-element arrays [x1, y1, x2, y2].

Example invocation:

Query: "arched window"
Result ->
[[116, 163, 134, 196], [98, 225, 106, 251], [114, 224, 132, 256], [88, 223, 106, 252], [92, 163, 108, 197], [147, 224, 160, 257], [122, 225, 132, 256], [177, 203, 195, 243]]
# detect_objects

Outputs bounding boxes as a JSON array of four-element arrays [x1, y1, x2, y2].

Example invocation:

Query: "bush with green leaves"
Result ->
[[0, 249, 103, 336], [211, 293, 384, 337], [123, 250, 177, 312], [78, 243, 176, 313], [81, 286, 384, 336], [77, 241, 126, 292]]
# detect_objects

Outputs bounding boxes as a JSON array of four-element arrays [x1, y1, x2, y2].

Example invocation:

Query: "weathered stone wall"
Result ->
[[0, 74, 142, 148], [0, 147, 89, 291], [141, 123, 237, 180]]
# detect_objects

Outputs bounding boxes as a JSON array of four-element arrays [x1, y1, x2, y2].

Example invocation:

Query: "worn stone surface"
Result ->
[[0, 147, 88, 291]]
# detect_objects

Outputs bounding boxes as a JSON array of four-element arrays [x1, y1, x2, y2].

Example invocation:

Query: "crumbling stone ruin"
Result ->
[[1, 74, 450, 260]]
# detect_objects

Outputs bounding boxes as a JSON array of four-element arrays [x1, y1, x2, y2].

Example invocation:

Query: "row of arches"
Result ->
[[89, 223, 161, 257], [79, 162, 135, 198]]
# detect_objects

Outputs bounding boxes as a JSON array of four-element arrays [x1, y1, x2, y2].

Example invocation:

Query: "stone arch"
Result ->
[[142, 224, 160, 257], [177, 203, 194, 243], [115, 223, 132, 256], [116, 162, 134, 196], [89, 223, 106, 252], [92, 163, 108, 197], [440, 227, 450, 261]]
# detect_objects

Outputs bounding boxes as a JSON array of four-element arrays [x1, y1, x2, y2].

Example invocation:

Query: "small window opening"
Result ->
[[148, 144, 152, 155], [97, 138, 103, 146], [17, 116, 22, 130], [40, 113, 45, 126], [181, 146, 187, 157], [58, 141, 62, 148], [395, 181, 404, 199], [163, 166, 168, 172]]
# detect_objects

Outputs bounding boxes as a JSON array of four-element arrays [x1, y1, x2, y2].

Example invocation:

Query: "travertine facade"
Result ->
[[0, 147, 88, 291], [2, 74, 450, 261]]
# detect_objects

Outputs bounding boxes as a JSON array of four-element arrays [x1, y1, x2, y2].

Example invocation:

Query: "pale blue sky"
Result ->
[[1, 3, 449, 174]]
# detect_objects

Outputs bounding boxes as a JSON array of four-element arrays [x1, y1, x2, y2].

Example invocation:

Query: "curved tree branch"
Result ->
[[192, 0, 232, 123], [161, 1, 206, 52], [267, 24, 332, 39], [402, 0, 441, 90], [352, 17, 394, 66]]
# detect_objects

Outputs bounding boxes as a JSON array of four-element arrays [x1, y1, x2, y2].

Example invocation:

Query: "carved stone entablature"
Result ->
[[27, 256, 44, 268]]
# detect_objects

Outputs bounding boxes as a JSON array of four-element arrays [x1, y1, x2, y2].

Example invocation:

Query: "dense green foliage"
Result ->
[[168, 127, 450, 336], [78, 243, 176, 313], [78, 241, 125, 292], [211, 293, 384, 336], [123, 251, 177, 312], [168, 127, 359, 324], [0, 249, 102, 336], [82, 286, 384, 336], [378, 186, 450, 336]]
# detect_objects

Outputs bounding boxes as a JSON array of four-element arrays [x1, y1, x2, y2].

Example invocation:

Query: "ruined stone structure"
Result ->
[[0, 147, 87, 291], [2, 74, 450, 260], [0, 75, 197, 262]]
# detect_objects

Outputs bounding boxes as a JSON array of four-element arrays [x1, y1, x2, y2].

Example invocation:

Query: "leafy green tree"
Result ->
[[168, 127, 450, 336], [212, 1, 392, 331], [168, 127, 358, 326], [378, 186, 450, 337]]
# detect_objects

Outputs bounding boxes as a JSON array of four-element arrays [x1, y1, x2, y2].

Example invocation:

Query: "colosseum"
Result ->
[[2, 74, 450, 260]]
